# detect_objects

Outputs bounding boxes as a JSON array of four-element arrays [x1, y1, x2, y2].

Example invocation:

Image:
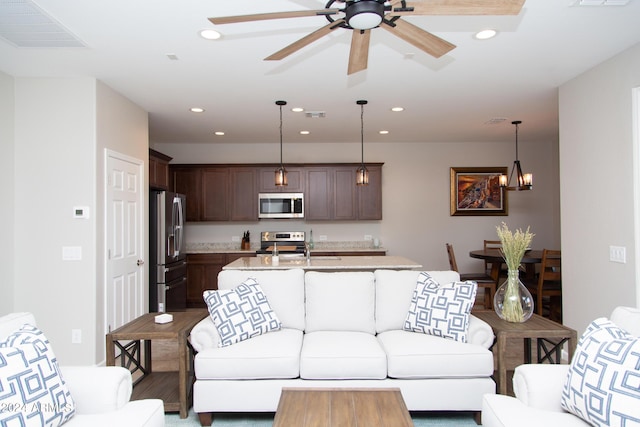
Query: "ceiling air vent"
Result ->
[[485, 117, 507, 125], [305, 111, 326, 118], [0, 0, 86, 48]]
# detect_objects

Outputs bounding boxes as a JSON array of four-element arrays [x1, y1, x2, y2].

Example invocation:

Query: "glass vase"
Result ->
[[493, 269, 534, 323]]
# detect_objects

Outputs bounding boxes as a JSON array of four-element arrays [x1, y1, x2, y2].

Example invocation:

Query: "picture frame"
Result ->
[[450, 167, 508, 216]]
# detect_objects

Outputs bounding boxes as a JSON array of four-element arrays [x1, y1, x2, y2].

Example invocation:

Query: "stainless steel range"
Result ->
[[256, 231, 306, 255]]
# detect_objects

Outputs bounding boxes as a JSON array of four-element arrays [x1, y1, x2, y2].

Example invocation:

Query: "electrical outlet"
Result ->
[[319, 235, 327, 241], [71, 329, 82, 344], [364, 235, 373, 241], [609, 245, 626, 263], [231, 236, 241, 242]]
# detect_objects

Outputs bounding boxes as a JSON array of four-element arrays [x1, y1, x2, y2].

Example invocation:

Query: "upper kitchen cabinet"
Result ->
[[258, 166, 304, 193], [357, 164, 382, 220], [229, 167, 257, 221], [305, 163, 382, 221], [171, 166, 201, 221], [149, 149, 171, 190], [170, 165, 258, 222]]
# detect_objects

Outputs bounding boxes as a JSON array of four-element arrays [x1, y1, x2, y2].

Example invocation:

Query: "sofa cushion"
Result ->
[[217, 269, 305, 330], [0, 324, 76, 426], [377, 329, 494, 378], [375, 270, 461, 333], [561, 317, 640, 426], [194, 328, 302, 380], [300, 331, 387, 379], [304, 271, 376, 334], [204, 278, 281, 347], [403, 272, 477, 343]]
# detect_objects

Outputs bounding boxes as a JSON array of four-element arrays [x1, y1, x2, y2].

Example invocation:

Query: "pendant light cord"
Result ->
[[279, 103, 284, 166], [360, 103, 365, 166]]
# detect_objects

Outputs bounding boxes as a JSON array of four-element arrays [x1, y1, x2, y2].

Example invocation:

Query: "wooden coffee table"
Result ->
[[105, 310, 208, 418], [473, 310, 577, 395], [273, 388, 413, 427]]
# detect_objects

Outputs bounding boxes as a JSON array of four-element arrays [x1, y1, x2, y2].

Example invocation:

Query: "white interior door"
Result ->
[[106, 150, 145, 333]]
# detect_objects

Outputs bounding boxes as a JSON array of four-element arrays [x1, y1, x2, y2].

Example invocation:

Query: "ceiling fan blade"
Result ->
[[265, 19, 345, 61], [382, 19, 455, 58], [390, 0, 525, 16], [348, 30, 371, 75], [209, 9, 341, 25]]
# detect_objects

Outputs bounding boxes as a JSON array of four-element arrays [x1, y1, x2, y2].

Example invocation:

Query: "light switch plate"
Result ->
[[62, 246, 82, 261], [609, 245, 626, 263]]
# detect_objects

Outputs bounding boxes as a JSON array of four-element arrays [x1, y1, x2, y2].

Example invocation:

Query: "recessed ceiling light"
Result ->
[[391, 107, 404, 112], [300, 130, 310, 135], [379, 130, 389, 135], [190, 107, 205, 113], [292, 107, 304, 112], [214, 131, 225, 136], [200, 29, 222, 40], [475, 29, 498, 40]]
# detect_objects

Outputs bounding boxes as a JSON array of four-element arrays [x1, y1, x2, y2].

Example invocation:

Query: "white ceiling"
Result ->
[[1, 0, 640, 146]]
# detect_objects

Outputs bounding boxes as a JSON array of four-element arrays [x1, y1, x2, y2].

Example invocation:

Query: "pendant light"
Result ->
[[500, 120, 532, 191], [274, 100, 288, 186], [356, 99, 369, 186]]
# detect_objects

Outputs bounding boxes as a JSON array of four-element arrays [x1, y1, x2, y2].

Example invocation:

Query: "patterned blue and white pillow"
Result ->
[[204, 278, 281, 347], [403, 272, 477, 343], [561, 318, 640, 426], [0, 324, 76, 426]]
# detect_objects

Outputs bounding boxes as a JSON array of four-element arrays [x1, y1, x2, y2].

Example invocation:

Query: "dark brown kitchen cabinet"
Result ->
[[172, 167, 201, 221], [186, 253, 255, 308], [201, 168, 229, 221], [305, 164, 381, 220], [186, 254, 223, 308], [357, 164, 382, 220], [149, 149, 171, 190], [258, 167, 304, 193], [230, 168, 257, 221]]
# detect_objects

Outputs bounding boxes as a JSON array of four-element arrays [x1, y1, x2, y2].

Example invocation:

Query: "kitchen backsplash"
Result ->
[[186, 240, 382, 253]]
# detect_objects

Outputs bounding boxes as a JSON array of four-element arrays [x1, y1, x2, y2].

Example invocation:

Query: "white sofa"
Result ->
[[190, 268, 496, 426], [0, 312, 165, 427], [482, 306, 640, 427]]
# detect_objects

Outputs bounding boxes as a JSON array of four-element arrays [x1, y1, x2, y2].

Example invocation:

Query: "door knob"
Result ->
[[137, 259, 145, 266]]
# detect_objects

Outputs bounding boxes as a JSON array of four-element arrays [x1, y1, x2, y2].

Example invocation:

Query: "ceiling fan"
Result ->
[[208, 0, 525, 75]]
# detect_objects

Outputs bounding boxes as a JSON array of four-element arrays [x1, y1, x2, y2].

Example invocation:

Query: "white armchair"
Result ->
[[0, 312, 165, 427], [482, 307, 640, 427]]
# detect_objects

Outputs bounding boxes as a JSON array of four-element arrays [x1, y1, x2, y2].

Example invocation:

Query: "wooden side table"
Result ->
[[105, 310, 208, 418], [473, 311, 577, 395]]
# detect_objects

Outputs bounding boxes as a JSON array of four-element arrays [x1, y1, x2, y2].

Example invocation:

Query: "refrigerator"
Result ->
[[150, 190, 187, 312]]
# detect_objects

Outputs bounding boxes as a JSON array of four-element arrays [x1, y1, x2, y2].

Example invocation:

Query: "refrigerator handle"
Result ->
[[174, 196, 184, 257]]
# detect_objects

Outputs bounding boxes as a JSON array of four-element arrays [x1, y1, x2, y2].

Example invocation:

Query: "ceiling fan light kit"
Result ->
[[500, 120, 533, 191], [208, 0, 526, 75], [345, 0, 386, 30], [275, 100, 288, 187]]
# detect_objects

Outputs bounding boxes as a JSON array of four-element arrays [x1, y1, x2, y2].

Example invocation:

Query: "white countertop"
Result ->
[[222, 255, 422, 271]]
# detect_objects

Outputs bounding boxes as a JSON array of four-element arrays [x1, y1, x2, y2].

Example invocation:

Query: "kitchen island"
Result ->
[[222, 255, 422, 271]]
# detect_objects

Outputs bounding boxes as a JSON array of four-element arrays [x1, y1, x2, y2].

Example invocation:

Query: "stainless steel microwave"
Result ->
[[258, 193, 304, 219]]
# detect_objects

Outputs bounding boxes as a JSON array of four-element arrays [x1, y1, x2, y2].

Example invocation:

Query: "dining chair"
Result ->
[[446, 243, 496, 309], [527, 249, 562, 322], [483, 239, 507, 279]]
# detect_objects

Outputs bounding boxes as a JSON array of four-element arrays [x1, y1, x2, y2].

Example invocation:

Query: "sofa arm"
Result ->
[[512, 364, 570, 412], [60, 366, 132, 414], [189, 316, 219, 353], [468, 315, 494, 348]]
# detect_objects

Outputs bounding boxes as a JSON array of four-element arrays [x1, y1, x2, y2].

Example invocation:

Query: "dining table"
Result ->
[[469, 248, 543, 283]]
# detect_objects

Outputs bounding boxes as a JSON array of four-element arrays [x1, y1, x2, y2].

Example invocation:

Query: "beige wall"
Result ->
[[154, 130, 561, 275], [559, 42, 640, 334], [8, 77, 148, 365], [0, 70, 15, 315]]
